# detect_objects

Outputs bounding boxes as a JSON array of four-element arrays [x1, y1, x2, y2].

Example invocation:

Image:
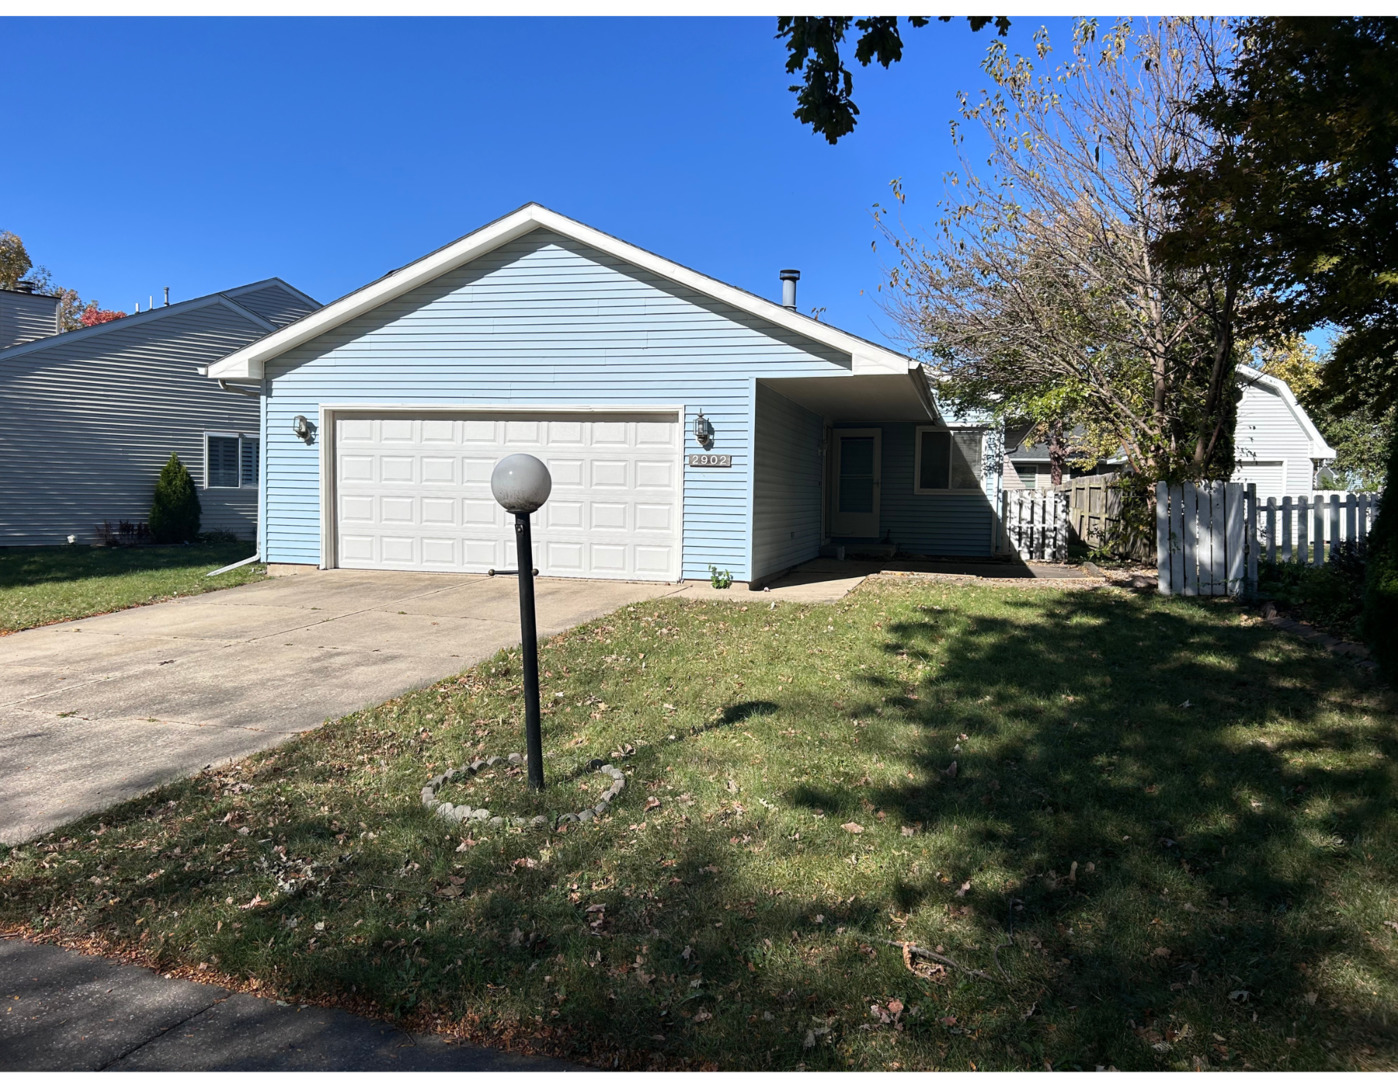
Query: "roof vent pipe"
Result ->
[[780, 269, 800, 311]]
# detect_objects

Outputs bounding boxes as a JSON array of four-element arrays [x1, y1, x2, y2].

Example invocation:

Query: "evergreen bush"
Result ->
[[149, 453, 201, 543], [1360, 429, 1398, 679]]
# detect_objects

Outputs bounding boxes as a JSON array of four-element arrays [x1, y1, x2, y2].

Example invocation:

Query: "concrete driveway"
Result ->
[[0, 571, 681, 845]]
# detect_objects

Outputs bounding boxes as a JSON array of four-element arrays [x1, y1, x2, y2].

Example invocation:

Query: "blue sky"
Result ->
[[3, 16, 1077, 347]]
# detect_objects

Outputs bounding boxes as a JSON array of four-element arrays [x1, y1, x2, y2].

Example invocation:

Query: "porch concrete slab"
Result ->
[[0, 937, 573, 1071], [0, 571, 679, 845]]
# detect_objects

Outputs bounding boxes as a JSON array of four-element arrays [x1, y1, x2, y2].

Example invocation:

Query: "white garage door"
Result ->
[[333, 411, 680, 580], [1233, 460, 1286, 501]]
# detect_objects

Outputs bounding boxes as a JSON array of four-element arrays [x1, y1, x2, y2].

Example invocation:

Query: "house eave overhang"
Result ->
[[206, 203, 917, 380], [758, 363, 942, 424]]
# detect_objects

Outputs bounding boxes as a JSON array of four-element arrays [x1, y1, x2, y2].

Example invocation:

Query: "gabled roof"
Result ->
[[1236, 365, 1337, 460], [0, 278, 319, 364], [206, 203, 918, 381]]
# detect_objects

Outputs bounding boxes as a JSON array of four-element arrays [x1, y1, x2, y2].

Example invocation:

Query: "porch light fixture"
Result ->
[[693, 410, 714, 449], [490, 454, 553, 790], [291, 414, 315, 443]]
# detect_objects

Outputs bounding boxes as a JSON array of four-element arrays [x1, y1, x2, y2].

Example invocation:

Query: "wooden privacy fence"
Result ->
[[1258, 492, 1381, 565], [1156, 481, 1254, 596], [1157, 483, 1384, 596], [999, 488, 1068, 561], [1064, 473, 1122, 550]]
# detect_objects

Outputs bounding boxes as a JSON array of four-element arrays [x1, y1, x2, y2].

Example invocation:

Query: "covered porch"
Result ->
[[750, 370, 1005, 586]]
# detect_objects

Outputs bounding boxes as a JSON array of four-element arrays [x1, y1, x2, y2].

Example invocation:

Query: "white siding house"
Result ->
[[0, 280, 319, 546], [1232, 367, 1336, 499], [208, 204, 1003, 586]]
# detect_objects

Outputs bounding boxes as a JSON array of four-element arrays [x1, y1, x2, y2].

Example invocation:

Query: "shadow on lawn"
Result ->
[[0, 543, 254, 587], [7, 591, 1395, 1069], [818, 588, 1397, 1066]]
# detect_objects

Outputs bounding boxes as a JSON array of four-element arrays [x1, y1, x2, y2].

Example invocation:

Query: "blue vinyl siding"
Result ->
[[262, 230, 850, 579], [832, 421, 1000, 557], [752, 383, 825, 580]]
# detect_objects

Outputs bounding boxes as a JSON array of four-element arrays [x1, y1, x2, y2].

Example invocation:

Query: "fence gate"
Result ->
[[1155, 481, 1255, 596], [1000, 488, 1068, 561]]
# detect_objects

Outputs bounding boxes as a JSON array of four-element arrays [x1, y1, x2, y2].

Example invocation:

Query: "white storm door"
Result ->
[[831, 428, 881, 536], [334, 411, 680, 580]]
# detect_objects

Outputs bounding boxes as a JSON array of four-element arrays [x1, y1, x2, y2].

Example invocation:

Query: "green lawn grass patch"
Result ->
[[2, 580, 1395, 1069], [0, 543, 262, 632]]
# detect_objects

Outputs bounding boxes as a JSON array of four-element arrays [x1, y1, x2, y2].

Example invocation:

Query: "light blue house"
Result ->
[[207, 205, 1002, 586]]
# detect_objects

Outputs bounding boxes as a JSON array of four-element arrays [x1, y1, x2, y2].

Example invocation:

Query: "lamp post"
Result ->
[[490, 453, 552, 791]]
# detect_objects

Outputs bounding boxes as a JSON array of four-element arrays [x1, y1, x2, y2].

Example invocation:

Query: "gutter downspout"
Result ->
[[218, 378, 263, 398], [207, 552, 260, 577]]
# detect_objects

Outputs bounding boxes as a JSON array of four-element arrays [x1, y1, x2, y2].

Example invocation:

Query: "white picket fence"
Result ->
[[1258, 492, 1381, 565], [999, 488, 1068, 561], [1157, 483, 1383, 596], [1156, 481, 1254, 596]]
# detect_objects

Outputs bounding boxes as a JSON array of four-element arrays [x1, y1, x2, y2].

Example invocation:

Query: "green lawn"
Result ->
[[2, 580, 1395, 1069], [0, 543, 263, 633]]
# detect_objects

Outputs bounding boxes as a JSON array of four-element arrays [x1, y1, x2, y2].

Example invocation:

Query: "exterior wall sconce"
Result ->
[[693, 410, 714, 449], [292, 415, 316, 443]]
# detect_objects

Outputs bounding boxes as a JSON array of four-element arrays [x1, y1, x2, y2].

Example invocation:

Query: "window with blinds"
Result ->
[[914, 428, 985, 492], [206, 434, 259, 488]]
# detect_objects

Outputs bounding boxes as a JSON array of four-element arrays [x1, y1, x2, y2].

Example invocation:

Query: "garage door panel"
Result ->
[[335, 412, 679, 579], [462, 498, 497, 526], [421, 457, 456, 484]]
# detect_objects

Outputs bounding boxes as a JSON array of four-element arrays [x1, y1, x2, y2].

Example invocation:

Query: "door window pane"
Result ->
[[840, 436, 874, 476], [839, 477, 874, 513]]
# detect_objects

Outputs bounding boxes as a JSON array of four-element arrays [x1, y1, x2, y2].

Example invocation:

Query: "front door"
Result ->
[[831, 428, 881, 536]]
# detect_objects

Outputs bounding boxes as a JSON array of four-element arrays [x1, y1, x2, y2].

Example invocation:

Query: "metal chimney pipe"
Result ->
[[164, 287, 169, 307], [780, 269, 800, 311]]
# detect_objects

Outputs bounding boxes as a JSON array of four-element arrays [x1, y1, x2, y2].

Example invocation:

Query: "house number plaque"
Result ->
[[688, 453, 732, 468]]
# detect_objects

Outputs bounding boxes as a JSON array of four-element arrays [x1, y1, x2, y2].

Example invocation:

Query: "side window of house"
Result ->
[[207, 435, 259, 488], [915, 429, 984, 493], [241, 437, 260, 486]]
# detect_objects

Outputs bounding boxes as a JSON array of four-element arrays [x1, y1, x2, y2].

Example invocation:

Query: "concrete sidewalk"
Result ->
[[0, 936, 573, 1071]]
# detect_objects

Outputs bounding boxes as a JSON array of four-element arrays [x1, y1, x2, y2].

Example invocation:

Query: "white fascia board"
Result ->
[[207, 203, 915, 380], [1236, 364, 1336, 460]]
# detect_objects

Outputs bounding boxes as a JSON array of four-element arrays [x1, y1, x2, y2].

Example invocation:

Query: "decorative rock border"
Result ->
[[1260, 601, 1379, 673], [420, 755, 626, 831]]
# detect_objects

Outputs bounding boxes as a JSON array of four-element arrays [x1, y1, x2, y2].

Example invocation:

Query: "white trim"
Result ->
[[913, 425, 989, 495], [317, 403, 685, 578], [206, 204, 916, 380], [1236, 365, 1336, 460]]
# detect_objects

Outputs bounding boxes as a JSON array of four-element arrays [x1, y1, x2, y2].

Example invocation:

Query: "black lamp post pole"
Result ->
[[513, 511, 545, 791]]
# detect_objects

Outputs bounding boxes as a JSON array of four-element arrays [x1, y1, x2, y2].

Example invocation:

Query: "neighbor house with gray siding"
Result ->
[[0, 286, 62, 350], [0, 279, 319, 546], [207, 204, 1003, 586]]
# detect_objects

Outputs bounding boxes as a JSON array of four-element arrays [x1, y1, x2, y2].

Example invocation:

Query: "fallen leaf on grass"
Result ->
[[900, 825, 916, 837], [644, 797, 661, 812], [943, 761, 958, 779], [842, 822, 864, 834], [957, 880, 972, 897], [238, 894, 267, 910], [512, 857, 537, 869], [693, 1009, 712, 1023]]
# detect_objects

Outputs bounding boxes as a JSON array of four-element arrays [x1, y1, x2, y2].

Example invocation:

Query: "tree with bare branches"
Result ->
[[876, 18, 1257, 488]]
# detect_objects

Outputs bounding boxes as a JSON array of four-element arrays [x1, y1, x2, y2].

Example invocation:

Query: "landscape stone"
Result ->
[[435, 803, 454, 818], [593, 802, 608, 816], [469, 759, 485, 772], [471, 808, 490, 820], [531, 816, 549, 829], [577, 809, 594, 823], [489, 816, 504, 828], [557, 814, 578, 825], [508, 753, 523, 764]]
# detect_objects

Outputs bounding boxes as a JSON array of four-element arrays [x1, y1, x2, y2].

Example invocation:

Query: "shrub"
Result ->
[[1261, 542, 1367, 634], [149, 453, 201, 544], [197, 529, 240, 544], [1360, 428, 1398, 678]]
